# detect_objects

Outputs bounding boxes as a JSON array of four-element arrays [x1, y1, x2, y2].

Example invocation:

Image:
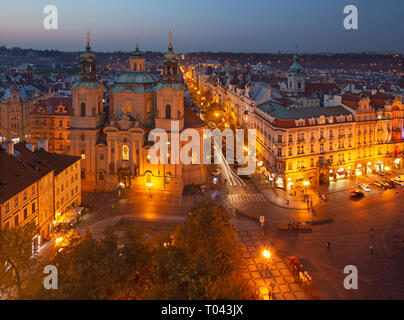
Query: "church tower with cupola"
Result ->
[[287, 49, 305, 94], [155, 33, 184, 132], [69, 33, 105, 190], [129, 40, 146, 72]]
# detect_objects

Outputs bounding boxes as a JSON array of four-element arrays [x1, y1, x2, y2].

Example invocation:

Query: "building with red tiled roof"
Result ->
[[0, 141, 81, 245]]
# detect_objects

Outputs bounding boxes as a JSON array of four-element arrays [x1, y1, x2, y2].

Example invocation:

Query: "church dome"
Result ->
[[115, 72, 159, 84]]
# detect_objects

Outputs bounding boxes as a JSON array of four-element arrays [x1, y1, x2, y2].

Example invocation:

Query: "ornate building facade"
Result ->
[[69, 37, 206, 192], [30, 97, 73, 154]]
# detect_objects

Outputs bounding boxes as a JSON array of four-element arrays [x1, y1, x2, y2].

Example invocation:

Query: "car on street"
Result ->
[[359, 183, 371, 192], [373, 181, 386, 190], [210, 168, 222, 176], [392, 175, 404, 186], [350, 190, 364, 200]]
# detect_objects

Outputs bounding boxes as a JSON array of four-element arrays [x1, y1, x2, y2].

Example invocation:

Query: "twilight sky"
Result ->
[[0, 0, 403, 53]]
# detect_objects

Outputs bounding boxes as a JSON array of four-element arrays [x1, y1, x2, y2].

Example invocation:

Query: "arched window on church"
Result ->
[[81, 103, 86, 116], [122, 145, 129, 161], [124, 101, 132, 114], [165, 104, 171, 119]]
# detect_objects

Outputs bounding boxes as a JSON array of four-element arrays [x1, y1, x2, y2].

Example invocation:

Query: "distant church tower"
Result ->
[[69, 33, 105, 189], [287, 49, 305, 93]]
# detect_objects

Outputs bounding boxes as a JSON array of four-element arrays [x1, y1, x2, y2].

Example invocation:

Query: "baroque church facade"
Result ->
[[69, 37, 206, 192]]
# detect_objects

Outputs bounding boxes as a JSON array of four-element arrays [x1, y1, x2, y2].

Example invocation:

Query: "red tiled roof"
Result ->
[[184, 107, 205, 128], [31, 97, 73, 115], [304, 82, 340, 96]]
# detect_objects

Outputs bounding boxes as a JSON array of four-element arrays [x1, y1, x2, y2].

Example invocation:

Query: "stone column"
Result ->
[[130, 140, 134, 175]]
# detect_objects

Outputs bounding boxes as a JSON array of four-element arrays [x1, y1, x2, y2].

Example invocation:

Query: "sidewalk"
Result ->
[[251, 176, 320, 210], [234, 228, 309, 300]]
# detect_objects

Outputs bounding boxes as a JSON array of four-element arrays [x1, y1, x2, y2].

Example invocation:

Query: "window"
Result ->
[[99, 172, 104, 181], [5, 202, 9, 214], [100, 153, 104, 160], [32, 202, 35, 213], [24, 208, 28, 220], [288, 147, 292, 156], [310, 159, 314, 167], [14, 197, 19, 207], [81, 170, 86, 179], [165, 104, 171, 119], [59, 120, 63, 127], [31, 186, 35, 195], [277, 148, 282, 157], [81, 103, 86, 116], [278, 135, 283, 143], [146, 102, 151, 113], [14, 215, 19, 227], [23, 191, 27, 201], [124, 101, 132, 113], [288, 162, 292, 170], [122, 145, 129, 161]]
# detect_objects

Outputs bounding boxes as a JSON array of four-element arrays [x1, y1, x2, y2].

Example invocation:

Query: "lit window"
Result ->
[[122, 145, 129, 161]]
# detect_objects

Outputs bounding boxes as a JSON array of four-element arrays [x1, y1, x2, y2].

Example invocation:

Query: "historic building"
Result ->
[[0, 141, 81, 248], [0, 87, 32, 143], [30, 97, 73, 154], [252, 96, 404, 189], [69, 37, 206, 192]]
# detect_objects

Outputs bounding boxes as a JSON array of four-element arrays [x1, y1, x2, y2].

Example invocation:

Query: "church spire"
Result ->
[[168, 30, 173, 51], [86, 31, 91, 51]]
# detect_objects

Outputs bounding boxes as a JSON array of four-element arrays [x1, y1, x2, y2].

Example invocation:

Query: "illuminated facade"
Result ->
[[252, 97, 404, 189], [0, 88, 31, 143], [30, 97, 73, 154], [69, 36, 206, 192]]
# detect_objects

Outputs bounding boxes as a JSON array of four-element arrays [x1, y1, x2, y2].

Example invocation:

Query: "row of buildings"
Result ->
[[0, 141, 81, 249], [190, 54, 404, 189]]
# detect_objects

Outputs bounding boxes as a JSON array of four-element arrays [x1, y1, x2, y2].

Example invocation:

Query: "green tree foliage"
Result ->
[[0, 222, 41, 299], [31, 200, 257, 300], [148, 200, 257, 299]]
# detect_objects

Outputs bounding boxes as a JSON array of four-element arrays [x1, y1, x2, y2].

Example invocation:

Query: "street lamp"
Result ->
[[146, 182, 153, 198], [262, 249, 271, 276]]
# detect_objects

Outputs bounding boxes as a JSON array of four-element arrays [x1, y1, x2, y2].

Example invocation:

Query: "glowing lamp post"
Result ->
[[262, 249, 271, 274], [146, 182, 153, 198], [303, 180, 310, 195]]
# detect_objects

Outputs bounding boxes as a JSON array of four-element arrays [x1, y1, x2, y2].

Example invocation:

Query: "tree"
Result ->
[[0, 222, 40, 299], [148, 199, 258, 299]]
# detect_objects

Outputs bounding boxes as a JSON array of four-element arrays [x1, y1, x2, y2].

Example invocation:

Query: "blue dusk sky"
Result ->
[[0, 0, 403, 53]]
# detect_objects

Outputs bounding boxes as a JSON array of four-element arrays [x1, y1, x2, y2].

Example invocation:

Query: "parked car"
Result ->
[[350, 190, 364, 200], [210, 168, 222, 176], [392, 176, 404, 187], [359, 183, 371, 192], [373, 181, 386, 190]]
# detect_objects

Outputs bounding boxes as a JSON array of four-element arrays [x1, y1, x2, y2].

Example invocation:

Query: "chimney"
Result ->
[[26, 143, 35, 152], [37, 138, 48, 152], [1, 141, 14, 155]]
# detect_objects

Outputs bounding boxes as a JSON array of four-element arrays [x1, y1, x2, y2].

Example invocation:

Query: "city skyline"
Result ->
[[1, 0, 404, 53]]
